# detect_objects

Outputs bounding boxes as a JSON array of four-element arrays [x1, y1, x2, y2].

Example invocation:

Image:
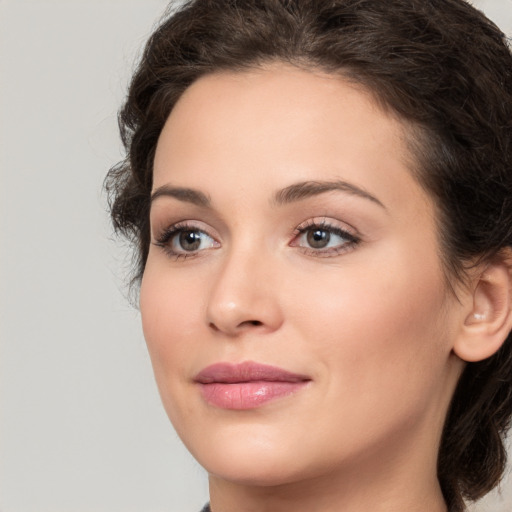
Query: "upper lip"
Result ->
[[194, 361, 311, 384]]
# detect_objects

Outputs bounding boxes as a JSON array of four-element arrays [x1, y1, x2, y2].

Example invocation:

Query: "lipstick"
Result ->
[[194, 361, 311, 410]]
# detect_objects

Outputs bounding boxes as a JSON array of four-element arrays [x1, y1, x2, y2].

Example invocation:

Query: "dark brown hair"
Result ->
[[105, 1, 512, 510]]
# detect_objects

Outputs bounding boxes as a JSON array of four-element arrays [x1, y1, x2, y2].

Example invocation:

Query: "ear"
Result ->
[[453, 250, 512, 363]]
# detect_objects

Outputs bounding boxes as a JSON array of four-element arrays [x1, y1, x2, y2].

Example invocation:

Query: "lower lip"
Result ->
[[199, 381, 308, 410]]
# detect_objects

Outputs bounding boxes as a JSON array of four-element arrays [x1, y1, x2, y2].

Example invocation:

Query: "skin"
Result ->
[[140, 64, 470, 512]]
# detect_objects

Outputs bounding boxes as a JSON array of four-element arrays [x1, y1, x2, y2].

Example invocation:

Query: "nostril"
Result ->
[[238, 320, 264, 328], [208, 319, 262, 333]]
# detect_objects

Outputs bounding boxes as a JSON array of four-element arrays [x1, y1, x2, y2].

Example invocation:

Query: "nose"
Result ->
[[205, 246, 284, 337]]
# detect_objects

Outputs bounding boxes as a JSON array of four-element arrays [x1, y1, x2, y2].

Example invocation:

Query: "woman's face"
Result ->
[[140, 65, 465, 487]]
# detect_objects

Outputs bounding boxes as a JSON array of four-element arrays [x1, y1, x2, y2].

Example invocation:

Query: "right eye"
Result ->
[[154, 224, 219, 259], [173, 229, 215, 252]]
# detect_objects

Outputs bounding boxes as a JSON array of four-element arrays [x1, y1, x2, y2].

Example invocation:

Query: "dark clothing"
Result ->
[[200, 505, 211, 512]]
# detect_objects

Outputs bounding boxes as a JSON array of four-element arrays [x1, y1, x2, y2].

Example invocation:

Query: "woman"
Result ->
[[105, 0, 512, 511]]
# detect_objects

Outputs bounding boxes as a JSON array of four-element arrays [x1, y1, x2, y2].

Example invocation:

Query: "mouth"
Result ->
[[194, 361, 311, 410]]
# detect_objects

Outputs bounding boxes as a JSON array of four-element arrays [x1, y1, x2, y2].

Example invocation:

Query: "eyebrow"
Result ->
[[150, 179, 386, 210], [150, 185, 211, 207], [273, 180, 386, 209]]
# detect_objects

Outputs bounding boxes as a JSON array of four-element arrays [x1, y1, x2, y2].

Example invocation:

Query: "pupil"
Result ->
[[307, 229, 330, 248], [179, 230, 201, 251]]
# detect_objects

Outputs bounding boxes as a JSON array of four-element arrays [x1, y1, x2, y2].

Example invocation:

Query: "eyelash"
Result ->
[[153, 219, 360, 260], [291, 219, 360, 257], [154, 221, 219, 261]]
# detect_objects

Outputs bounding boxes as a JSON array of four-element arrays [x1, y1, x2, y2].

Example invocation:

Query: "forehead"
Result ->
[[153, 63, 432, 217]]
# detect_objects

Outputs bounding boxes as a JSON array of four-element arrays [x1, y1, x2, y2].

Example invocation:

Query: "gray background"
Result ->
[[1, 1, 511, 511]]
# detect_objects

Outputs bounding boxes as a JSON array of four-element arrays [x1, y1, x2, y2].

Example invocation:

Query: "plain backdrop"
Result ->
[[1, 1, 511, 511]]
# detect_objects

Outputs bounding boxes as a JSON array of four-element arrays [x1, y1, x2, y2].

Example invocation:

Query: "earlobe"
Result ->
[[454, 251, 512, 363]]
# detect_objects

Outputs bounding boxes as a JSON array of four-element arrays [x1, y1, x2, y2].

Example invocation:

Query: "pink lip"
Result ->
[[194, 361, 311, 410]]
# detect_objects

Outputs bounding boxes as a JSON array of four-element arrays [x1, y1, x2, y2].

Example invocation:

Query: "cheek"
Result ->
[[139, 260, 213, 432], [139, 261, 205, 377], [287, 244, 451, 407]]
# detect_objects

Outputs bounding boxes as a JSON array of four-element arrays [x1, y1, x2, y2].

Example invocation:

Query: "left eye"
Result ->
[[295, 225, 358, 251]]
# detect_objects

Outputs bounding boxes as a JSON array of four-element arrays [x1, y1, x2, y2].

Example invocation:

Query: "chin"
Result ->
[[200, 452, 312, 488], [178, 420, 319, 486]]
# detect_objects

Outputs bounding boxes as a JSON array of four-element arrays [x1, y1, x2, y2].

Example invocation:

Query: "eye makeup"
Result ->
[[153, 220, 220, 261], [290, 218, 360, 258], [152, 215, 361, 262]]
